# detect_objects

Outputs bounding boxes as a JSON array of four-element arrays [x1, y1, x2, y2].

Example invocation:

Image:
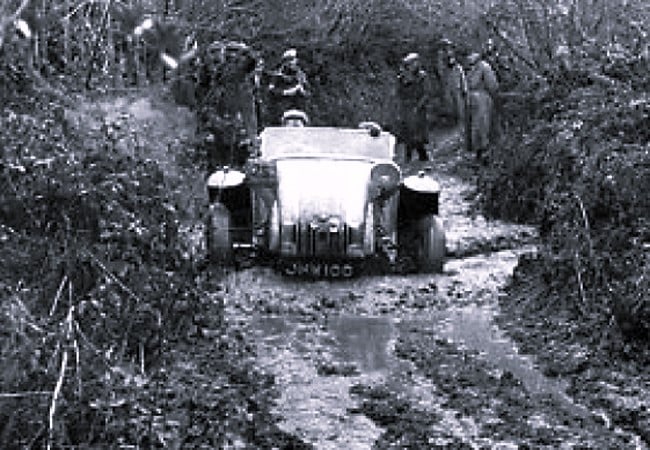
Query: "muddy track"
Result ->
[[221, 133, 646, 448]]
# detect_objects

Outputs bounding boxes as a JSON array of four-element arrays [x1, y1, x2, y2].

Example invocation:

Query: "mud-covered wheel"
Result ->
[[417, 214, 445, 273], [207, 201, 232, 264]]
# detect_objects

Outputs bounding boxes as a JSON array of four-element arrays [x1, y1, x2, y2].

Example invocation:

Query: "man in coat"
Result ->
[[397, 52, 430, 162], [196, 40, 259, 171], [466, 52, 498, 162], [436, 39, 467, 128], [268, 48, 310, 125]]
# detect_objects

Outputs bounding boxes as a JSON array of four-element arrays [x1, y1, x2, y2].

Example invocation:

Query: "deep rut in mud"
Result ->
[[221, 140, 643, 448]]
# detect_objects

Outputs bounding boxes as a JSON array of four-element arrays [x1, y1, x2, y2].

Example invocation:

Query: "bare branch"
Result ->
[[575, 193, 594, 259], [0, 391, 51, 398], [0, 0, 29, 48], [84, 250, 142, 304], [47, 306, 74, 450], [61, 0, 96, 22], [49, 276, 68, 317], [0, 0, 29, 38], [47, 347, 68, 450], [4, 0, 30, 24], [484, 16, 541, 74]]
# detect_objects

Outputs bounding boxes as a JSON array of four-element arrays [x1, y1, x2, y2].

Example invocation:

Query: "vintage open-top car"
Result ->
[[206, 123, 445, 277]]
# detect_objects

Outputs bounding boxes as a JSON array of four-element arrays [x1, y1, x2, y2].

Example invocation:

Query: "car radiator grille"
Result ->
[[295, 222, 349, 257]]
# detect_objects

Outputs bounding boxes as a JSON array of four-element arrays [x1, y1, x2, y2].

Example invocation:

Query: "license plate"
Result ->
[[283, 262, 354, 278]]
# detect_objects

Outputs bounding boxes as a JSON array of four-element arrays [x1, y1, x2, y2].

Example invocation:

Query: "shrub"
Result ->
[[480, 55, 649, 342]]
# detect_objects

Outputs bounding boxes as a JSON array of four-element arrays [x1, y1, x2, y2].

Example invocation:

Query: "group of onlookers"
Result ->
[[196, 42, 313, 170], [196, 38, 501, 171], [262, 39, 501, 164], [396, 39, 499, 163]]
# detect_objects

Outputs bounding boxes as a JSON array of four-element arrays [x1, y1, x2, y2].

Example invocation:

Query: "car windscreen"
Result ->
[[259, 127, 395, 161]]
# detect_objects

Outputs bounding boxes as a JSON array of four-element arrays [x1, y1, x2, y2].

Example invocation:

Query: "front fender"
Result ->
[[399, 171, 441, 222], [207, 168, 246, 190], [402, 171, 440, 194], [207, 168, 247, 204]]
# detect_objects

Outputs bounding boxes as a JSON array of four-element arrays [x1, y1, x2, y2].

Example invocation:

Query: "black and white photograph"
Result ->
[[0, 0, 648, 447]]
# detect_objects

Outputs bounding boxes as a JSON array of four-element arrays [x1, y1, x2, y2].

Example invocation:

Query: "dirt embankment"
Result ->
[[52, 88, 313, 448]]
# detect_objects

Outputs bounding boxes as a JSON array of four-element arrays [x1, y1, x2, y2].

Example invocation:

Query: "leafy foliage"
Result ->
[[479, 24, 649, 343], [0, 82, 306, 446]]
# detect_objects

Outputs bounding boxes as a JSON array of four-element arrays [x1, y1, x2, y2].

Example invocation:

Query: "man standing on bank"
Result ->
[[397, 52, 430, 162], [436, 38, 467, 129], [268, 48, 310, 125], [466, 52, 498, 163]]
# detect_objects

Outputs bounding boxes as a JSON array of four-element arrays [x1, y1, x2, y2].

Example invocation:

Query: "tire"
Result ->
[[207, 202, 232, 264], [417, 214, 446, 273]]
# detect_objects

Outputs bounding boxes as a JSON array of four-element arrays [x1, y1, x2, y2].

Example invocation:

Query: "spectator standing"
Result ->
[[466, 52, 498, 162], [196, 41, 258, 171], [436, 39, 467, 128], [397, 52, 430, 162], [268, 48, 310, 125], [482, 38, 505, 141]]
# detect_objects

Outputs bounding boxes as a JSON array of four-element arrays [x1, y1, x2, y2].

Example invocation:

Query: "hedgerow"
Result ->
[[481, 59, 649, 344], [0, 84, 306, 446]]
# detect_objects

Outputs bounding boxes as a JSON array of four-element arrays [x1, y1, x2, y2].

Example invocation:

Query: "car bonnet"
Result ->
[[276, 158, 372, 227]]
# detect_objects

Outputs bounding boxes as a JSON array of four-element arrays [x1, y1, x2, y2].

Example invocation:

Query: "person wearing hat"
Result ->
[[281, 109, 309, 127], [196, 40, 259, 171], [435, 39, 467, 128], [481, 38, 506, 142], [268, 48, 310, 125], [465, 51, 498, 162], [396, 52, 430, 162]]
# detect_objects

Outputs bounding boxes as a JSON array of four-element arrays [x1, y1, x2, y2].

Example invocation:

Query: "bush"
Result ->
[[0, 73, 310, 444], [480, 52, 649, 342]]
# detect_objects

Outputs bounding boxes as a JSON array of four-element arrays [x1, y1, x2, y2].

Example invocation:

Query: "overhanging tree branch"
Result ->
[[484, 16, 542, 76], [0, 0, 31, 48], [5, 0, 30, 23]]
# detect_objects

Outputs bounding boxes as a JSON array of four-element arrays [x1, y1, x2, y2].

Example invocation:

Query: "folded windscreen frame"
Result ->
[[259, 127, 396, 161]]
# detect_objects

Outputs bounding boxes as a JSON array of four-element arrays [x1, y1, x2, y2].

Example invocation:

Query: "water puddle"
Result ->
[[326, 316, 394, 373], [320, 309, 585, 417], [435, 306, 561, 395], [240, 244, 602, 446], [253, 316, 385, 449], [254, 303, 591, 446], [423, 305, 591, 418], [255, 315, 294, 344]]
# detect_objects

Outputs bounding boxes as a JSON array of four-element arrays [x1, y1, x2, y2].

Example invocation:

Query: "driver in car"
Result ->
[[281, 109, 310, 127]]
